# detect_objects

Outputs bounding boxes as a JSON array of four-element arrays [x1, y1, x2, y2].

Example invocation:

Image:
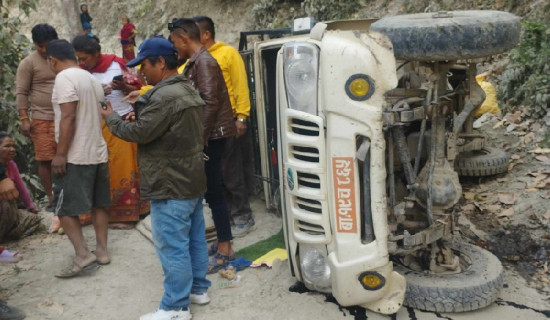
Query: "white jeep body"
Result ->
[[251, 20, 405, 314]]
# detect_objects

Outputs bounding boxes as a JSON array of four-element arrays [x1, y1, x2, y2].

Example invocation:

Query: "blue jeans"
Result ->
[[150, 197, 211, 311]]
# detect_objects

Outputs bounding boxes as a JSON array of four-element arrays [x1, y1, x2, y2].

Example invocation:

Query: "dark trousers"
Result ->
[[222, 129, 254, 225], [204, 138, 232, 242]]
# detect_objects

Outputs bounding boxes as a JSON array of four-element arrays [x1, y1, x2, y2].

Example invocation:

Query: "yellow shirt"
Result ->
[[178, 42, 251, 119]]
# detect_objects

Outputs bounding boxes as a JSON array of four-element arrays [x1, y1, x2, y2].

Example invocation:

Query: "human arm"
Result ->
[[228, 49, 251, 137], [0, 164, 19, 201], [229, 48, 251, 120], [7, 161, 36, 212], [15, 58, 33, 137], [195, 58, 222, 143], [52, 101, 77, 176], [102, 97, 172, 144], [130, 24, 137, 40]]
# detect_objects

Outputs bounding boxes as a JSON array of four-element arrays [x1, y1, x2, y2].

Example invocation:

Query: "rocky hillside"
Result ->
[[14, 0, 549, 55], [16, 0, 256, 55]]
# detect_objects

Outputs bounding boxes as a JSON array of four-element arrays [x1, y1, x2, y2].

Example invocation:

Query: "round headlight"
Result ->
[[301, 249, 331, 291], [345, 74, 375, 101]]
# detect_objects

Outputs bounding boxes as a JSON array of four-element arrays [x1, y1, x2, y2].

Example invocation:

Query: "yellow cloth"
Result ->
[[139, 84, 153, 96], [102, 123, 150, 222], [475, 74, 500, 117], [251, 248, 288, 267], [178, 42, 251, 119]]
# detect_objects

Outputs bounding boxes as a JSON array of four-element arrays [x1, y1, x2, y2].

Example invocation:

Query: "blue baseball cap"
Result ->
[[126, 37, 177, 68]]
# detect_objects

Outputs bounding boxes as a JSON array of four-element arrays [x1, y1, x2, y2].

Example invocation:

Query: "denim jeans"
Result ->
[[150, 197, 211, 311]]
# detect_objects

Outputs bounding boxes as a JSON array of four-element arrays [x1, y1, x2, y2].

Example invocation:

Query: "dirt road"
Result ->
[[0, 197, 548, 320]]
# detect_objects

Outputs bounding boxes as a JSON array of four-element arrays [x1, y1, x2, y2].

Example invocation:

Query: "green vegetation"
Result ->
[[236, 228, 285, 261], [498, 21, 550, 118], [0, 0, 43, 198]]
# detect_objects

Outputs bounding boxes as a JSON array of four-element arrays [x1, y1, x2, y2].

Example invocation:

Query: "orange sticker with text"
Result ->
[[332, 157, 357, 233]]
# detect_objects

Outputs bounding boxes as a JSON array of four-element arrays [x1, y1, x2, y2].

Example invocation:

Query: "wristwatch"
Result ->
[[236, 118, 246, 123]]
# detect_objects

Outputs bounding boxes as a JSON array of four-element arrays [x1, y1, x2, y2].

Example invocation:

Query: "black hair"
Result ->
[[193, 16, 215, 40], [46, 39, 77, 62], [31, 24, 58, 45], [146, 55, 179, 70], [72, 34, 101, 54], [170, 18, 200, 41], [0, 132, 12, 144]]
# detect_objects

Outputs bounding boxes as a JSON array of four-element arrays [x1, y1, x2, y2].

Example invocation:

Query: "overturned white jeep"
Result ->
[[240, 10, 520, 314]]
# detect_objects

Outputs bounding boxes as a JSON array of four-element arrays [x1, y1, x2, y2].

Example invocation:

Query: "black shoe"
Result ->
[[0, 301, 25, 320]]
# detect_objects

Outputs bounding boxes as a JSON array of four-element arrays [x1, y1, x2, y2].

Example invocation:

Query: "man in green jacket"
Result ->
[[100, 37, 210, 320]]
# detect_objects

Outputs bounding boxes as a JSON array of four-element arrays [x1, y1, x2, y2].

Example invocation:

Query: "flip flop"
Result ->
[[55, 255, 98, 278], [208, 242, 218, 256], [0, 250, 21, 263]]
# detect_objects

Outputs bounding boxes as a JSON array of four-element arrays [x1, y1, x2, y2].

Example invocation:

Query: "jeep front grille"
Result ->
[[297, 172, 321, 190], [283, 110, 331, 244], [290, 118, 320, 136], [297, 220, 325, 235], [296, 196, 322, 214], [292, 146, 319, 163]]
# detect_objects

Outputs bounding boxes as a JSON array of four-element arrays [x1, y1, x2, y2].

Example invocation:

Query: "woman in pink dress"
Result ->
[[0, 132, 42, 242]]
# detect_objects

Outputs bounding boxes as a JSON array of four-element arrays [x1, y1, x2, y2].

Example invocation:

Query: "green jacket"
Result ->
[[105, 73, 206, 200]]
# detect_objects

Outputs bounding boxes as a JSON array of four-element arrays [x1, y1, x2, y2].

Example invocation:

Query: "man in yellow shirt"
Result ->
[[191, 16, 255, 238]]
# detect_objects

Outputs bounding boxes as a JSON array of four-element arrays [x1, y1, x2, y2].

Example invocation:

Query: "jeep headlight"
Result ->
[[300, 245, 331, 293], [283, 42, 319, 115]]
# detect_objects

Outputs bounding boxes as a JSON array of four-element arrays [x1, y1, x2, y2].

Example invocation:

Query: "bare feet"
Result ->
[[93, 249, 110, 265]]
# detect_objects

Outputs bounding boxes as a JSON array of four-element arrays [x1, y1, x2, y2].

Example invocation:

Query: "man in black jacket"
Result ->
[[169, 18, 237, 274]]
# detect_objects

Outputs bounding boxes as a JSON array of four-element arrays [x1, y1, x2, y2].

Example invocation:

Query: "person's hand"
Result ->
[[111, 79, 126, 91], [20, 119, 31, 138], [0, 177, 19, 201], [235, 120, 247, 138], [52, 154, 68, 176], [124, 112, 136, 122], [28, 207, 38, 214], [122, 90, 141, 104], [102, 83, 113, 95], [99, 100, 115, 119]]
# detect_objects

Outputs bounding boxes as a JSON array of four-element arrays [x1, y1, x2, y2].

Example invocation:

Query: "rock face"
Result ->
[[17, 0, 256, 55], [16, 0, 548, 55]]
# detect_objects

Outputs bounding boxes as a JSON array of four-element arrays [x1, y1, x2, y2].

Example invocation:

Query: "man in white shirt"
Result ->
[[46, 39, 111, 278]]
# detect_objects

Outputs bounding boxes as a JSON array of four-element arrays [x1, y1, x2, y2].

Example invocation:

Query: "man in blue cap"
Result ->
[[100, 37, 210, 320]]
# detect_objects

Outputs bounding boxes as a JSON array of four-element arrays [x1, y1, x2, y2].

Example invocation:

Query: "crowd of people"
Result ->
[[0, 11, 256, 320]]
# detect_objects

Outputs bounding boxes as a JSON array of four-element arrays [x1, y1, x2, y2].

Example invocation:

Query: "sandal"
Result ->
[[55, 255, 98, 278], [207, 252, 236, 274], [208, 242, 218, 256]]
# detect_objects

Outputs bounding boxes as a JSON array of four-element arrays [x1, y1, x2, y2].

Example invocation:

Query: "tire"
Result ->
[[394, 242, 504, 312], [371, 10, 521, 61], [454, 147, 509, 177]]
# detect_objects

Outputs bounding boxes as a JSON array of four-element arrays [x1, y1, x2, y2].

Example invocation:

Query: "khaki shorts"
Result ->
[[30, 120, 57, 161], [53, 163, 111, 216]]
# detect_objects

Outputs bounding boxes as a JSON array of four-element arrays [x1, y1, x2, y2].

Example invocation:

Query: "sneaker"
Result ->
[[190, 293, 210, 305], [0, 301, 25, 320], [140, 309, 191, 320], [231, 219, 256, 238]]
